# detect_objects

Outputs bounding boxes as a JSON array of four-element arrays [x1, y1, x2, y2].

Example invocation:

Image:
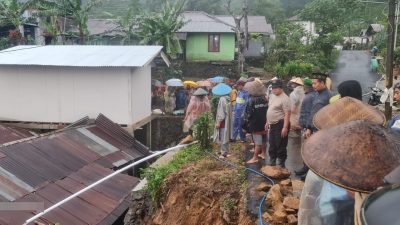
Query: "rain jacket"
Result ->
[[183, 96, 210, 132], [214, 96, 232, 145]]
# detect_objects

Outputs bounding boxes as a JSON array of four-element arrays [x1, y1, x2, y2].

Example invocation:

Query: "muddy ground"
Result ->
[[147, 143, 254, 225], [124, 142, 303, 225]]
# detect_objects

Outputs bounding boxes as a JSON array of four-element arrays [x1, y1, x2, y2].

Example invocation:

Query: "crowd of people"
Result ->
[[157, 72, 400, 224], [169, 73, 336, 168]]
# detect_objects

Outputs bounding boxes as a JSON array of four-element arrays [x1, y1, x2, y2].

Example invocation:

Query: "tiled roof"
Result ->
[[0, 114, 149, 224]]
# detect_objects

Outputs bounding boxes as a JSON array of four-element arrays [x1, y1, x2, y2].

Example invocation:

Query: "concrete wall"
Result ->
[[185, 33, 235, 61], [0, 66, 151, 125]]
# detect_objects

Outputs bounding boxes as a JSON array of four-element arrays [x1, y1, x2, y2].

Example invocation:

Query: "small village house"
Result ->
[[177, 11, 274, 62], [288, 15, 319, 45], [0, 45, 167, 131], [365, 23, 385, 45]]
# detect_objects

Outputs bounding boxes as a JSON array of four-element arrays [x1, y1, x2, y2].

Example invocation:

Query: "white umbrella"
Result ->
[[166, 78, 184, 87]]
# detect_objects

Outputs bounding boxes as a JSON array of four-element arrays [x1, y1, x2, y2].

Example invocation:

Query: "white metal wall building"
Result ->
[[0, 45, 164, 127]]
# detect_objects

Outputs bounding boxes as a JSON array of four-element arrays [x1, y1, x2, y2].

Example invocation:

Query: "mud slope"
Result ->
[[148, 144, 254, 225]]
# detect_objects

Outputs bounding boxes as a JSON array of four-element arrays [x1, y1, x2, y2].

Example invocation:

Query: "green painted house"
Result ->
[[178, 11, 274, 62]]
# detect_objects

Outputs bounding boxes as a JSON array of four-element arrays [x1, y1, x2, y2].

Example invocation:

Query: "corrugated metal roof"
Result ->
[[0, 125, 35, 145], [368, 23, 385, 33], [0, 45, 163, 68], [179, 11, 235, 33], [216, 16, 273, 34], [0, 114, 148, 224], [179, 11, 273, 34]]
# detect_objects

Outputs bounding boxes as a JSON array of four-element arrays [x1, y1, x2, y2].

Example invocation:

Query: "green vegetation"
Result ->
[[222, 194, 235, 211], [265, 21, 339, 78], [194, 113, 213, 150], [137, 0, 185, 58], [211, 96, 220, 119], [275, 61, 314, 79], [141, 144, 205, 203]]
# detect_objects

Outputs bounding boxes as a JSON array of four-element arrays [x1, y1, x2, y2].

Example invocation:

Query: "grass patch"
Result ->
[[141, 144, 204, 204]]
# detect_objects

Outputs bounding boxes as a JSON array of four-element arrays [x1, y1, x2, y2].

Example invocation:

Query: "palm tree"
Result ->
[[137, 0, 186, 58]]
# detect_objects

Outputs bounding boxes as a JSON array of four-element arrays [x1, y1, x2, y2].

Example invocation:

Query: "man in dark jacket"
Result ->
[[296, 73, 331, 176], [299, 78, 315, 131]]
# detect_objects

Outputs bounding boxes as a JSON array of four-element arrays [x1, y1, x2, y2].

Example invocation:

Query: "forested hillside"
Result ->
[[88, 0, 312, 22]]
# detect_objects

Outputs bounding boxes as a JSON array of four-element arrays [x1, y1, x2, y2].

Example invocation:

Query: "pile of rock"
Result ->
[[258, 166, 304, 225]]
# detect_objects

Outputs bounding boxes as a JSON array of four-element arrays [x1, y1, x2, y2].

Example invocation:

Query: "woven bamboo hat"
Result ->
[[302, 120, 400, 193], [244, 78, 266, 96], [290, 77, 304, 86], [313, 97, 385, 130]]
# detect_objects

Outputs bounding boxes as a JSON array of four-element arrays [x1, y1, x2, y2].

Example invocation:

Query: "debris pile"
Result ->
[[259, 166, 305, 225]]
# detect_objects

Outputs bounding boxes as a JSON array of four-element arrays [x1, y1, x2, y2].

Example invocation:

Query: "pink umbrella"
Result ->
[[196, 80, 212, 87]]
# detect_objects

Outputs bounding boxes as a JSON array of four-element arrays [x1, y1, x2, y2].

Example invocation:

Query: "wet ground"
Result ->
[[330, 50, 381, 101]]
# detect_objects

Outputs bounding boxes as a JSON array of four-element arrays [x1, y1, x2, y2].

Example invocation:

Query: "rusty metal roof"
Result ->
[[0, 114, 148, 224], [0, 125, 35, 145]]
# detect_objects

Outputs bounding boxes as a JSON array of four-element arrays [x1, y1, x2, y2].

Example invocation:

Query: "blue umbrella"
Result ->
[[210, 76, 225, 83], [212, 83, 232, 96], [166, 78, 183, 87]]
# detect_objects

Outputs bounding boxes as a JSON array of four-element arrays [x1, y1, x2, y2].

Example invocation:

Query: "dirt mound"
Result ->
[[147, 150, 254, 225]]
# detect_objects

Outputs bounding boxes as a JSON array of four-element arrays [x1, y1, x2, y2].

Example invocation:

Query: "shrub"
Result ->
[[194, 113, 213, 150], [275, 61, 314, 79], [141, 144, 204, 204]]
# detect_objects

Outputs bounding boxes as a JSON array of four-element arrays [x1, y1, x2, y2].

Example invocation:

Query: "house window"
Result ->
[[208, 34, 220, 52]]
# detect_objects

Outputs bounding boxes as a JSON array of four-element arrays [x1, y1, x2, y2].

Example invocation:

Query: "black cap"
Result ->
[[271, 79, 283, 88]]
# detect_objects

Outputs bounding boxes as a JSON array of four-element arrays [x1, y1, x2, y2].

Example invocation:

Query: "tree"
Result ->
[[32, 0, 102, 44], [225, 0, 249, 74], [137, 0, 186, 58], [104, 0, 140, 45], [185, 0, 225, 14], [0, 0, 34, 40], [248, 0, 285, 26], [300, 0, 361, 56]]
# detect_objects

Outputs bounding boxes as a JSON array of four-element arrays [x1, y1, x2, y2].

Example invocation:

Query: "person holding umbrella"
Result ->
[[212, 83, 233, 159]]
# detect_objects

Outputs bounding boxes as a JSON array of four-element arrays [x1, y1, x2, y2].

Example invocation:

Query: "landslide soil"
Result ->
[[146, 143, 255, 225]]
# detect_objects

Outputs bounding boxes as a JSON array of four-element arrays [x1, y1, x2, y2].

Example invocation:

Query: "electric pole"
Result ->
[[386, 0, 396, 120]]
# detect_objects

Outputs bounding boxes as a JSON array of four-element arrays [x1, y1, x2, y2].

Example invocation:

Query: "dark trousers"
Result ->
[[268, 120, 289, 161]]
